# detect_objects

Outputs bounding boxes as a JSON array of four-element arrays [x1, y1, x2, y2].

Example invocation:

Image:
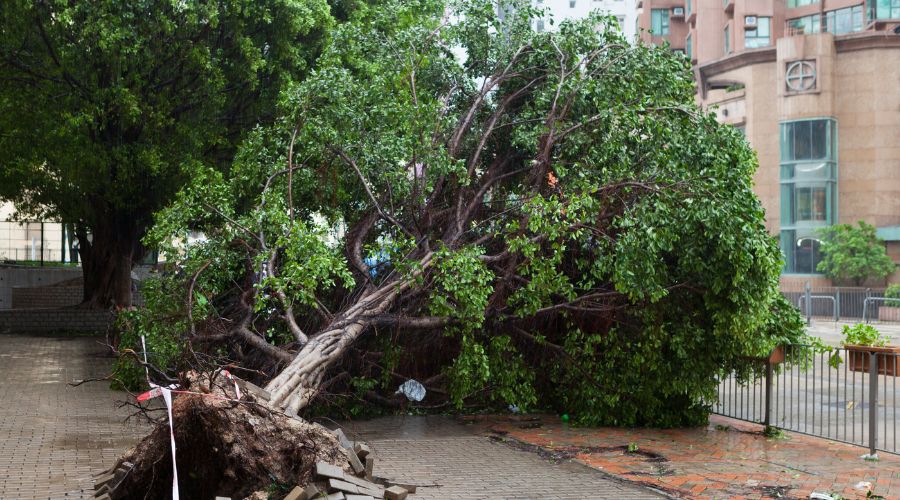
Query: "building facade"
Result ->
[[0, 202, 68, 263], [530, 0, 640, 39], [637, 0, 900, 284]]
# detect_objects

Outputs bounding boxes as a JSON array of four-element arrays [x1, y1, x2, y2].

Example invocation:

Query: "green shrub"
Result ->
[[884, 284, 900, 308]]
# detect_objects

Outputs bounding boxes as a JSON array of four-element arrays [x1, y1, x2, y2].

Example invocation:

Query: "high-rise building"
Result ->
[[638, 0, 900, 284], [527, 0, 640, 40]]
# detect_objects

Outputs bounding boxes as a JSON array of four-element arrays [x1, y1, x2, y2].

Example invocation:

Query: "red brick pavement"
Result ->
[[464, 414, 900, 499]]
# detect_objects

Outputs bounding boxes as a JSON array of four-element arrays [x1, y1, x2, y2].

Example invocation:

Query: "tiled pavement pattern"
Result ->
[[0, 335, 147, 499], [470, 414, 900, 499], [339, 415, 666, 499]]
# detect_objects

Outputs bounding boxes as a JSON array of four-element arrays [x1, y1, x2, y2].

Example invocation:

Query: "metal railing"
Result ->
[[782, 284, 898, 323], [713, 344, 899, 456]]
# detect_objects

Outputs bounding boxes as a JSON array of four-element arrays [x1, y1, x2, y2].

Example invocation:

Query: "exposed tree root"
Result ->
[[106, 374, 350, 499]]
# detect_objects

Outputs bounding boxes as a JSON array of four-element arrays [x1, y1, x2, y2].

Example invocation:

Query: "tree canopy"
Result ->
[[817, 221, 896, 286], [0, 0, 335, 306], [120, 0, 807, 427]]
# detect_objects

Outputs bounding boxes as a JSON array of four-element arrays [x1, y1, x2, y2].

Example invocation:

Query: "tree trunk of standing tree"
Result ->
[[75, 217, 146, 309]]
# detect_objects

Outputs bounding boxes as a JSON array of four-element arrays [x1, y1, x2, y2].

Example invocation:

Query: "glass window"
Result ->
[[686, 0, 692, 17], [616, 15, 625, 30], [570, 0, 577, 7], [686, 34, 692, 59], [873, 0, 900, 19], [745, 17, 771, 48], [825, 6, 864, 34], [779, 119, 837, 274], [651, 9, 670, 35], [724, 25, 730, 54], [788, 14, 822, 34], [788, 0, 819, 7], [536, 19, 544, 32]]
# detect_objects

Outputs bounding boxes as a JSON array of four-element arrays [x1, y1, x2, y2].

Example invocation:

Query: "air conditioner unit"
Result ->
[[672, 7, 685, 16], [745, 15, 758, 26]]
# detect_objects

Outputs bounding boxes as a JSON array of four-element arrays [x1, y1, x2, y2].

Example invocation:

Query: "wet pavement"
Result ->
[[469, 414, 900, 499], [0, 335, 147, 499], [339, 415, 666, 499]]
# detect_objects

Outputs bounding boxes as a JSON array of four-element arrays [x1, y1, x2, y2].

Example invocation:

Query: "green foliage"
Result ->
[[0, 0, 334, 305], [140, 0, 806, 427], [111, 276, 189, 391], [840, 323, 891, 347], [817, 222, 896, 286], [884, 284, 900, 307]]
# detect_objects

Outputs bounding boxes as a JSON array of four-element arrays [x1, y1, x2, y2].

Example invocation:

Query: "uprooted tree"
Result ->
[[123, 0, 806, 450]]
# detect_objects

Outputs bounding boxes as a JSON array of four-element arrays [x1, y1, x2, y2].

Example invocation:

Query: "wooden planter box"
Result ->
[[878, 306, 900, 322], [845, 345, 900, 376]]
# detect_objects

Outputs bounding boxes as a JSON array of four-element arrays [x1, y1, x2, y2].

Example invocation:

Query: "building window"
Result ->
[[785, 60, 817, 92], [744, 17, 771, 48], [779, 119, 837, 274], [536, 19, 544, 32], [871, 0, 900, 19], [724, 25, 730, 54], [788, 0, 819, 7], [570, 0, 577, 7], [616, 15, 625, 30], [825, 5, 864, 33], [651, 9, 670, 35], [686, 0, 692, 17], [686, 34, 692, 59], [787, 14, 822, 34]]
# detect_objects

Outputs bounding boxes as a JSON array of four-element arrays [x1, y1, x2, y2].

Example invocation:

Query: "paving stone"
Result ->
[[344, 495, 375, 500], [325, 492, 345, 500], [316, 462, 346, 480], [364, 455, 374, 480], [299, 483, 325, 500], [384, 485, 408, 500], [283, 485, 304, 500], [347, 450, 366, 476], [328, 478, 361, 494], [353, 442, 371, 459]]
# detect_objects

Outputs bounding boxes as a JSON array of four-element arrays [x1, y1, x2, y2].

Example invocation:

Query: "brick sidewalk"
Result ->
[[468, 414, 900, 499], [340, 415, 666, 499], [0, 335, 147, 499]]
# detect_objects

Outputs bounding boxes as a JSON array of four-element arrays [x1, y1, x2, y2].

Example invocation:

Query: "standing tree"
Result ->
[[817, 221, 896, 286], [107, 1, 810, 494], [0, 0, 334, 307]]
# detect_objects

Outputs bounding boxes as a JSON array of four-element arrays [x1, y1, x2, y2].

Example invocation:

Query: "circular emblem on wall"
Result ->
[[785, 60, 816, 92]]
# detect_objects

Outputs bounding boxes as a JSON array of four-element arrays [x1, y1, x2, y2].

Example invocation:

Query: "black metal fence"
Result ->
[[713, 344, 899, 456]]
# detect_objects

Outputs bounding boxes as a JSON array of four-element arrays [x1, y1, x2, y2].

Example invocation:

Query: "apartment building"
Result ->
[[528, 0, 640, 39], [638, 0, 900, 283]]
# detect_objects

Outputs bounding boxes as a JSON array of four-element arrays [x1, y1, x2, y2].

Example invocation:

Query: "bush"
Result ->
[[884, 284, 900, 308]]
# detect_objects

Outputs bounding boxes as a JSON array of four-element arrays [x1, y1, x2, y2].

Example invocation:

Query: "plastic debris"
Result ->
[[396, 379, 426, 402], [508, 404, 520, 414], [809, 493, 834, 500]]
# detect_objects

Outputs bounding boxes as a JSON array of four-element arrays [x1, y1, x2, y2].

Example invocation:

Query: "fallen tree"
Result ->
[[119, 0, 806, 460]]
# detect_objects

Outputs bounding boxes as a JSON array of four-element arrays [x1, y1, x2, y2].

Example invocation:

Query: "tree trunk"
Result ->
[[265, 252, 432, 413], [76, 217, 146, 309]]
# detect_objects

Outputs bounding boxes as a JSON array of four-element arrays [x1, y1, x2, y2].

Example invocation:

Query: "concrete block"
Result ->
[[325, 493, 345, 500], [300, 483, 326, 500], [353, 442, 371, 459], [364, 456, 374, 480], [384, 486, 408, 500], [347, 450, 366, 476], [345, 496, 376, 500], [332, 428, 354, 449], [328, 478, 360, 494], [315, 462, 346, 481], [283, 486, 304, 500], [385, 483, 416, 494], [340, 475, 382, 492]]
